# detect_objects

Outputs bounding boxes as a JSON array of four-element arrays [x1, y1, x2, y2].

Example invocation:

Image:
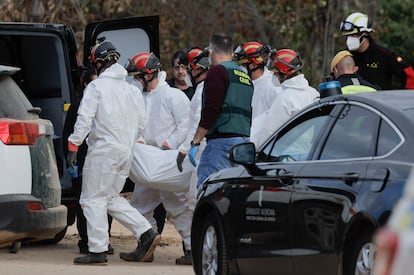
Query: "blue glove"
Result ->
[[67, 165, 78, 179], [188, 145, 199, 167]]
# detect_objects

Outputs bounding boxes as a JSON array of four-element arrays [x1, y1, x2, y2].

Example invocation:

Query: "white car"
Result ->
[[0, 65, 67, 250]]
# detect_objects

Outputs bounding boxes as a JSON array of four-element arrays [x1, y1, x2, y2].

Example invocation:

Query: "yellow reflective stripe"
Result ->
[[63, 103, 71, 112], [341, 85, 376, 94]]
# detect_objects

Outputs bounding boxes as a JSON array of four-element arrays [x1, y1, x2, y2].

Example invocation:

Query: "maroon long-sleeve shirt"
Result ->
[[199, 64, 229, 135]]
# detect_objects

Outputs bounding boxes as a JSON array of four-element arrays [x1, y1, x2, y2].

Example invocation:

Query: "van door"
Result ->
[[83, 15, 160, 68]]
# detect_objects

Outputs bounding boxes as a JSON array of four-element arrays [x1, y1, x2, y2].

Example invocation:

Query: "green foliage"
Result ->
[[0, 0, 412, 85], [378, 0, 414, 65]]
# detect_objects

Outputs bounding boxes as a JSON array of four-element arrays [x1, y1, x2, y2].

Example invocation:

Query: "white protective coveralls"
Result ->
[[68, 63, 151, 253], [250, 67, 282, 145], [178, 81, 205, 209], [131, 71, 193, 251], [251, 73, 320, 148], [251, 67, 281, 120]]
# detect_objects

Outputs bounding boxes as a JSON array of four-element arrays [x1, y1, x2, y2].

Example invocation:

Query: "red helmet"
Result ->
[[89, 39, 120, 64], [187, 47, 209, 70], [272, 49, 303, 75], [234, 41, 270, 65], [126, 52, 162, 75]]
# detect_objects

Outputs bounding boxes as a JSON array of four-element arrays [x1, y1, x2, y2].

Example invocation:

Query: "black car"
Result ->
[[191, 90, 414, 275]]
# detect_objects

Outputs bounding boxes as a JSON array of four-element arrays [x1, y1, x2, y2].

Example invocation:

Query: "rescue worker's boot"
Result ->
[[107, 244, 114, 255], [176, 249, 192, 265], [78, 243, 114, 255], [74, 252, 108, 265], [119, 229, 161, 262]]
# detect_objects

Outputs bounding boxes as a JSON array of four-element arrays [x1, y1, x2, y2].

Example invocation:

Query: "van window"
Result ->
[[98, 28, 150, 67], [0, 34, 67, 99]]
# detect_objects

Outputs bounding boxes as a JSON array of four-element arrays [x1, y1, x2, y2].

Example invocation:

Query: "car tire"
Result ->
[[40, 226, 68, 244], [346, 230, 375, 275], [194, 212, 229, 275]]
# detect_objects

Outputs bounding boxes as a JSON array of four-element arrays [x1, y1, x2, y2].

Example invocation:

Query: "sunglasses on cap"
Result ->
[[340, 21, 361, 33]]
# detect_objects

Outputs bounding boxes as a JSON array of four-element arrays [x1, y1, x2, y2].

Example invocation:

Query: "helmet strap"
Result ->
[[141, 72, 157, 92], [191, 69, 207, 85], [246, 62, 264, 78]]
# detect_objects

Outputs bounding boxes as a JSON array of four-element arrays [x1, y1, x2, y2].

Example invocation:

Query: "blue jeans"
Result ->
[[197, 136, 249, 188]]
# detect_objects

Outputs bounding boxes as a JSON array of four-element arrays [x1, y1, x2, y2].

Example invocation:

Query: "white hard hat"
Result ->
[[340, 12, 375, 36]]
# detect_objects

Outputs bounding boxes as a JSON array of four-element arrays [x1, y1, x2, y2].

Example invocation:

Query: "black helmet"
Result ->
[[89, 37, 120, 64]]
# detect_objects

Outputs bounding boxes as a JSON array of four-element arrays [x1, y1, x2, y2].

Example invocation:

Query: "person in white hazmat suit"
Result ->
[[253, 49, 319, 148], [233, 41, 282, 147], [234, 41, 281, 120], [175, 47, 210, 212], [124, 51, 193, 265], [66, 39, 160, 265]]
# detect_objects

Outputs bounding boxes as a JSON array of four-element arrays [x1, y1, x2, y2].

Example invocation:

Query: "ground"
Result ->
[[0, 219, 195, 274]]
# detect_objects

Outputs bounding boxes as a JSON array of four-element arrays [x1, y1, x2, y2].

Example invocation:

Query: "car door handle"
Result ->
[[342, 172, 359, 185], [279, 169, 293, 179]]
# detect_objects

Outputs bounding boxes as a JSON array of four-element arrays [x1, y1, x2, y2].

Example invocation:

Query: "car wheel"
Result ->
[[40, 226, 68, 244], [195, 212, 229, 275], [348, 231, 376, 275]]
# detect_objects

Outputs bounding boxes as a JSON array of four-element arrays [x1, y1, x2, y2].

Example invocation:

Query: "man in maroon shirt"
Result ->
[[188, 33, 254, 188]]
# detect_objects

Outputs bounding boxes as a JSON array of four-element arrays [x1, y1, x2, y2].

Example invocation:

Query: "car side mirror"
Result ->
[[229, 142, 256, 165], [229, 142, 265, 175]]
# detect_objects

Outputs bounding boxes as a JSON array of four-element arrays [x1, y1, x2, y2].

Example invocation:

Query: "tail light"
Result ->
[[0, 118, 45, 145], [26, 201, 47, 211]]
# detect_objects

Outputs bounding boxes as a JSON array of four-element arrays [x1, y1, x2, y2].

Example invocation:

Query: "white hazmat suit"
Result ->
[[252, 73, 320, 147], [131, 71, 193, 251], [178, 81, 205, 209], [251, 67, 281, 120], [68, 63, 151, 253]]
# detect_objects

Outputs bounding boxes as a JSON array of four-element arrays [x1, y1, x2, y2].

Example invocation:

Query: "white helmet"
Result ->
[[340, 12, 375, 36]]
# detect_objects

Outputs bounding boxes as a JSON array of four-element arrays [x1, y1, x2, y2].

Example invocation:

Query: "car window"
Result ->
[[0, 76, 37, 120], [257, 105, 333, 163], [377, 119, 401, 156], [320, 104, 379, 160]]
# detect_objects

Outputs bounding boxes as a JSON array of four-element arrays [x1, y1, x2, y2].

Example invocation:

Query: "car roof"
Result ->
[[347, 90, 414, 111], [0, 65, 20, 75], [319, 90, 414, 113]]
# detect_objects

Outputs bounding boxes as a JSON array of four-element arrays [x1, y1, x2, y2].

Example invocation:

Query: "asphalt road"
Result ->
[[0, 221, 194, 275]]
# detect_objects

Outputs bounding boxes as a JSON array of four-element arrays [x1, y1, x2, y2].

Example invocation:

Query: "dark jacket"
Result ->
[[337, 73, 380, 91], [350, 40, 414, 90], [167, 78, 195, 100]]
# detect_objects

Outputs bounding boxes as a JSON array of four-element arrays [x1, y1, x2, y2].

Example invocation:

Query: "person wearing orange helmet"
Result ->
[[340, 12, 414, 89], [253, 49, 319, 147], [234, 41, 281, 120], [67, 38, 159, 265], [176, 46, 210, 173], [172, 46, 210, 265], [124, 51, 193, 265]]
